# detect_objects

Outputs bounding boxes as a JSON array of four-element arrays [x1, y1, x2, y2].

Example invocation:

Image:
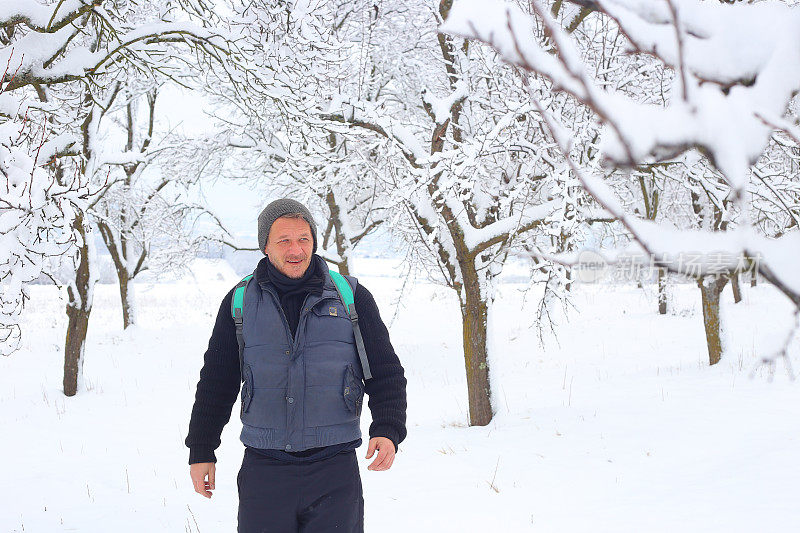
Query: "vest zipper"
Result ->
[[259, 286, 293, 349], [262, 285, 319, 354]]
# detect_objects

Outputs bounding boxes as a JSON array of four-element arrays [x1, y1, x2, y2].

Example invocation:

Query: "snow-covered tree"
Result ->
[[0, 0, 233, 394], [319, 0, 594, 426], [188, 0, 581, 425], [0, 63, 86, 355], [94, 87, 216, 329], [196, 0, 392, 274], [443, 0, 800, 366]]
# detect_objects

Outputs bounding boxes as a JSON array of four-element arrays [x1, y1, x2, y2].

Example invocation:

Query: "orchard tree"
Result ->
[[320, 0, 585, 426], [0, 0, 233, 394], [0, 62, 86, 355], [443, 0, 800, 366], [198, 0, 575, 425], [94, 87, 215, 329], [199, 0, 393, 274]]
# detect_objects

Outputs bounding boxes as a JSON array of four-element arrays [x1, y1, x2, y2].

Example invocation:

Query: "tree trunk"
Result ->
[[117, 268, 136, 328], [459, 263, 493, 426], [64, 302, 90, 397], [558, 232, 573, 292], [324, 189, 353, 277], [657, 267, 668, 315], [64, 215, 95, 396], [730, 273, 742, 304], [697, 274, 729, 366], [96, 220, 140, 329], [337, 258, 351, 277]]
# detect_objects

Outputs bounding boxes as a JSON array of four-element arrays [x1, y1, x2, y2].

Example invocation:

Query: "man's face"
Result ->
[[264, 216, 314, 279]]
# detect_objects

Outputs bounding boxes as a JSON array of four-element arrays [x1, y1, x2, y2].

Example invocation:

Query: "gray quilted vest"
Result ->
[[238, 270, 365, 451]]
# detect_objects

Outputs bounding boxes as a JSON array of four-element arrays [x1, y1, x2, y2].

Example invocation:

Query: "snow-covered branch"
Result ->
[[2, 1, 233, 92], [443, 0, 800, 189]]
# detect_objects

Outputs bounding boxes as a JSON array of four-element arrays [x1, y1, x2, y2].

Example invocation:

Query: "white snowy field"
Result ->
[[3, 257, 800, 532]]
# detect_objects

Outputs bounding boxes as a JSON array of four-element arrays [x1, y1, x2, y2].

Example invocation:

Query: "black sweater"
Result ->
[[185, 255, 408, 464]]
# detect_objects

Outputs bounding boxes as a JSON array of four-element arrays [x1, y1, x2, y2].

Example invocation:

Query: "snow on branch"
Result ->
[[0, 0, 236, 353], [421, 80, 469, 124], [442, 0, 800, 190], [321, 98, 428, 166], [0, 0, 93, 33], [322, 95, 560, 258], [465, 200, 558, 253], [1, 3, 232, 92]]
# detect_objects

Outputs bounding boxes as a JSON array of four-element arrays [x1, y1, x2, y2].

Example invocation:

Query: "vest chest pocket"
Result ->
[[241, 364, 254, 415], [309, 303, 353, 343], [313, 301, 348, 318], [343, 363, 364, 416]]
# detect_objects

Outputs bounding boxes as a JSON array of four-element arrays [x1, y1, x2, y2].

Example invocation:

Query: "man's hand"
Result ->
[[190, 462, 216, 498], [365, 437, 396, 471]]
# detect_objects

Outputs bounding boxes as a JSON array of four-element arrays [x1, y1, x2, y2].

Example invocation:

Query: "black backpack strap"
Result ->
[[231, 273, 253, 379]]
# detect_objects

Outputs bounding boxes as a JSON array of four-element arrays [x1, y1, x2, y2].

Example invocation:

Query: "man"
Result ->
[[185, 198, 407, 532]]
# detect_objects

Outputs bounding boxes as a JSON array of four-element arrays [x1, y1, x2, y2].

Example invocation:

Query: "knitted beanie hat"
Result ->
[[257, 198, 318, 254]]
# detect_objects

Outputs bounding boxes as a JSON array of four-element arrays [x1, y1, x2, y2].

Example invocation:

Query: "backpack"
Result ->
[[230, 269, 372, 382]]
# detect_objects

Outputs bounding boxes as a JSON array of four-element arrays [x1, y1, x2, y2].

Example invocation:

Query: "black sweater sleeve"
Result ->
[[185, 288, 241, 464], [355, 284, 408, 452]]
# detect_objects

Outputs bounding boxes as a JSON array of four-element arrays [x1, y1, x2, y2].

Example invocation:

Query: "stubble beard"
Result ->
[[281, 254, 309, 279]]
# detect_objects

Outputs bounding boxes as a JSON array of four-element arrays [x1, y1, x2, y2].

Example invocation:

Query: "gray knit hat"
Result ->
[[257, 198, 318, 254]]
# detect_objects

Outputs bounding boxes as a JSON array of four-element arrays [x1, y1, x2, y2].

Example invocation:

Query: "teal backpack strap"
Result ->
[[231, 273, 253, 379], [329, 269, 373, 380]]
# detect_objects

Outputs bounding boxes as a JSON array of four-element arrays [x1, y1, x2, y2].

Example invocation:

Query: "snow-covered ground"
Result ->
[[3, 257, 799, 532]]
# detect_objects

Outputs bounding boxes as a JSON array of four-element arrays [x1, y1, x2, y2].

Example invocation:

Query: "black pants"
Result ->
[[237, 448, 364, 533]]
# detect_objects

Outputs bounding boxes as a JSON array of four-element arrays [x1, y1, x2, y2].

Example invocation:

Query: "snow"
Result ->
[[3, 257, 800, 532], [744, 230, 800, 298], [37, 133, 78, 163], [462, 199, 559, 252], [135, 257, 240, 284], [422, 80, 469, 124], [0, 92, 26, 117], [442, 0, 800, 189], [1, 10, 228, 89], [0, 0, 86, 30], [325, 97, 429, 162]]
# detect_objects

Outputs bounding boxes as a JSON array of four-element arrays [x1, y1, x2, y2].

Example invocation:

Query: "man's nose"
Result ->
[[287, 240, 303, 255]]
